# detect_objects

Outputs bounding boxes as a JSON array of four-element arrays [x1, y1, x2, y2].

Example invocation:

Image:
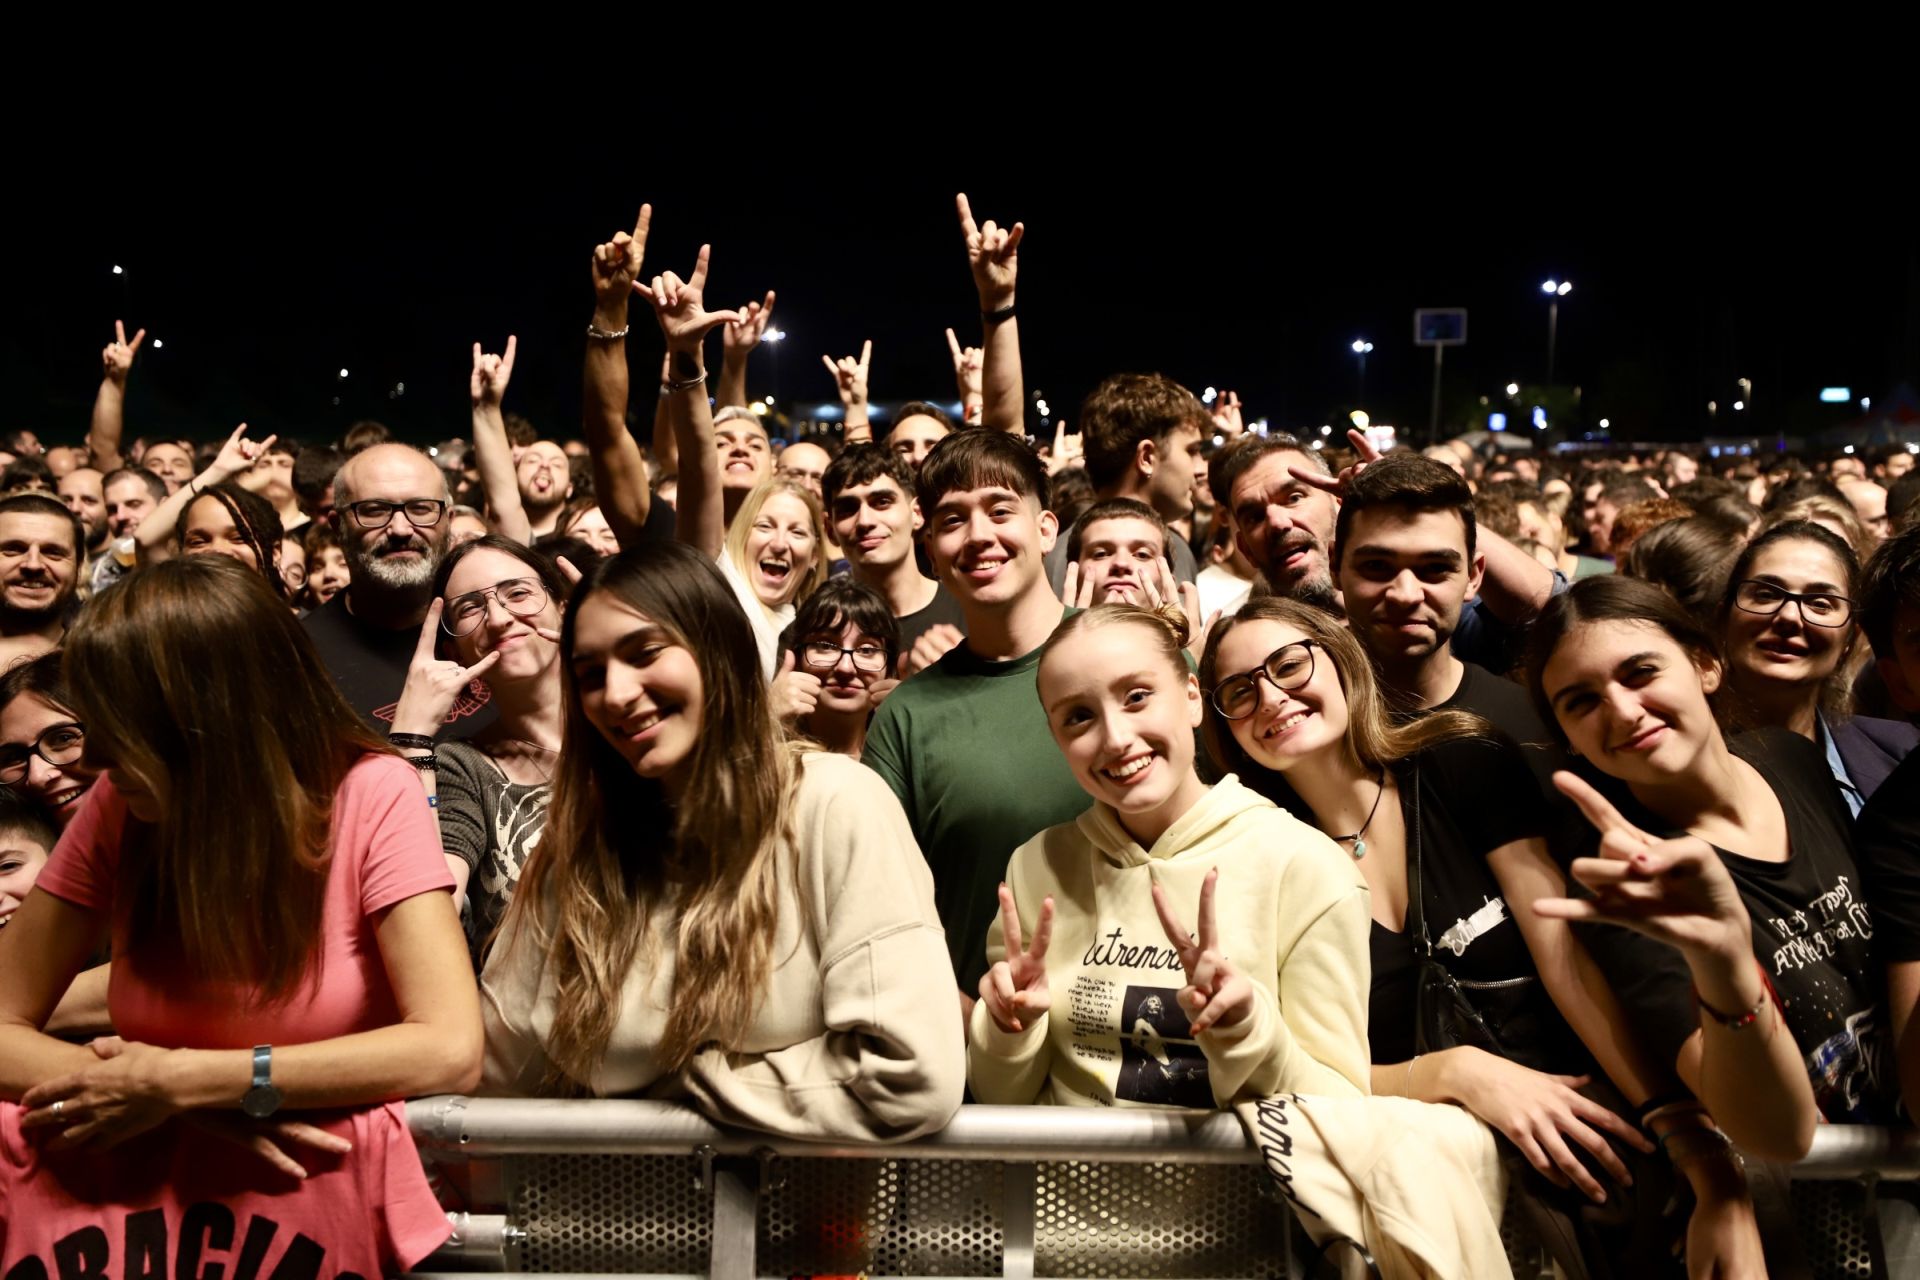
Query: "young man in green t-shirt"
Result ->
[[864, 431, 1089, 1014]]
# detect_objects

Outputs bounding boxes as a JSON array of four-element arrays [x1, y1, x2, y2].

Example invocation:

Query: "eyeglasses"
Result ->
[[444, 577, 548, 636], [345, 499, 448, 530], [1210, 641, 1319, 720], [0, 722, 85, 785], [1733, 580, 1853, 629], [801, 640, 890, 674]]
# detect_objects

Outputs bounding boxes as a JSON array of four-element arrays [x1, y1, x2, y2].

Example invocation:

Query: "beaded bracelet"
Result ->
[[1695, 965, 1778, 1031]]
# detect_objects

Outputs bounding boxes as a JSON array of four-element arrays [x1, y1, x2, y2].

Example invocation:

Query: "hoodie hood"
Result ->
[[1075, 773, 1275, 869]]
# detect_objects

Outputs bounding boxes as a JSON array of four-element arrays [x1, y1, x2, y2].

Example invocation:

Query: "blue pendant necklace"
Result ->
[[1333, 770, 1386, 861]]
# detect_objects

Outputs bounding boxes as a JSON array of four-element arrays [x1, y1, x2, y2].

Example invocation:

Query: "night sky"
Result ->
[[11, 90, 1916, 452]]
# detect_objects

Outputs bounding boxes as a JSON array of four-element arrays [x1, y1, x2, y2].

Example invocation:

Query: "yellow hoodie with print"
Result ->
[[967, 774, 1372, 1109]]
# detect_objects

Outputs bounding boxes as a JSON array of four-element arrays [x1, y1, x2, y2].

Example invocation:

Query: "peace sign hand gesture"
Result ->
[[590, 204, 652, 314], [1211, 391, 1245, 439], [1152, 869, 1255, 1035], [1288, 427, 1382, 496], [389, 598, 503, 739], [821, 340, 872, 410], [956, 193, 1023, 311], [102, 320, 146, 383], [1533, 772, 1754, 967], [979, 883, 1055, 1034], [639, 245, 745, 355], [471, 335, 518, 409]]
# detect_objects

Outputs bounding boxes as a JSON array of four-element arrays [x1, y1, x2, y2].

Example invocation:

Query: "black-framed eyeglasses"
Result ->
[[1210, 641, 1319, 720], [345, 499, 448, 530], [443, 577, 548, 636], [1733, 579, 1854, 629], [0, 722, 85, 785], [801, 640, 889, 674]]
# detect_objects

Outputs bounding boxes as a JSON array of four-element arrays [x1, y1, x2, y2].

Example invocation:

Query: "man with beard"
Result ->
[[301, 443, 497, 738], [1210, 432, 1559, 672], [0, 495, 83, 648], [513, 440, 573, 538], [57, 467, 109, 579]]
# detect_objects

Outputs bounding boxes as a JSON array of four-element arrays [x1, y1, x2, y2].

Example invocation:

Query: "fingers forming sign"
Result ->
[[956, 192, 1022, 310], [1151, 869, 1255, 1035], [471, 335, 518, 408], [390, 599, 502, 737], [1289, 427, 1382, 495], [821, 340, 872, 407], [211, 423, 279, 485], [724, 291, 778, 354], [102, 319, 146, 382], [979, 884, 1055, 1034], [591, 204, 652, 303], [640, 245, 745, 354]]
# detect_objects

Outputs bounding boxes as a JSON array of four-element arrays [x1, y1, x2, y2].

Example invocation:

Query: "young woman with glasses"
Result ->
[[389, 535, 569, 968], [0, 653, 95, 826], [1717, 519, 1916, 814], [480, 539, 962, 1139], [1194, 599, 1744, 1268], [771, 578, 901, 759]]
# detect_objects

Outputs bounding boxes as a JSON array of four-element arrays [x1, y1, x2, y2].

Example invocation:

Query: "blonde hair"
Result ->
[[1198, 598, 1487, 787], [724, 478, 828, 609], [494, 542, 802, 1090]]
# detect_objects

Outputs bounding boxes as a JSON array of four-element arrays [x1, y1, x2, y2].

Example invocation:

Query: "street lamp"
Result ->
[[1350, 339, 1373, 404], [1505, 382, 1520, 398], [1540, 279, 1572, 387]]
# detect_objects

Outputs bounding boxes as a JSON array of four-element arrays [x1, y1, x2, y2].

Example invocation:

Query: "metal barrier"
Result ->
[[406, 1096, 1920, 1279]]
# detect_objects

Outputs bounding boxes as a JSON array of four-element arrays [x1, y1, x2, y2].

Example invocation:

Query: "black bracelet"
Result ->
[[403, 754, 438, 772], [1632, 1090, 1695, 1130], [982, 303, 1018, 326], [388, 732, 437, 750]]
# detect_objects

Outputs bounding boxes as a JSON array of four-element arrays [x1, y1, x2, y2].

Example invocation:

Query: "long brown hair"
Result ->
[[496, 540, 800, 1089], [62, 556, 385, 1002], [1198, 598, 1486, 790]]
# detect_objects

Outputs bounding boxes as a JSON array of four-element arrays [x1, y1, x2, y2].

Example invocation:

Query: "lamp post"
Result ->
[[1350, 339, 1373, 406], [1541, 279, 1572, 387]]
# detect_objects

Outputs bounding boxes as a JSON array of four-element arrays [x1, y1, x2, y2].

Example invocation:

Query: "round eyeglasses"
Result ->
[[443, 577, 548, 637], [1732, 580, 1853, 629], [0, 722, 85, 786], [345, 499, 448, 530], [801, 640, 889, 674], [1210, 641, 1319, 720]]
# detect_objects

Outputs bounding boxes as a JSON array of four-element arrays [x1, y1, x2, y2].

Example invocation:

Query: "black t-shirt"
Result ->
[[894, 584, 968, 665], [1852, 749, 1920, 961], [1368, 734, 1584, 1072], [1571, 729, 1896, 1124], [1434, 660, 1587, 858], [301, 594, 499, 740]]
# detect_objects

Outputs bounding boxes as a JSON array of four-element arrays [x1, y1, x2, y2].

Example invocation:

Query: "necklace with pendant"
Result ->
[[1333, 770, 1387, 861]]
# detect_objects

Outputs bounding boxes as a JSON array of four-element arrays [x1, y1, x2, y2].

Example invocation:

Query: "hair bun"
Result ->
[[1150, 601, 1193, 649]]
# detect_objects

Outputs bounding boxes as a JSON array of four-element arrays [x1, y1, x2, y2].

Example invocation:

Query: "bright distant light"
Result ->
[[111, 265, 124, 276], [1557, 281, 1572, 296], [1820, 387, 1852, 403], [1532, 406, 1548, 431], [764, 329, 786, 344], [1505, 382, 1520, 397], [1348, 411, 1370, 430], [749, 402, 768, 417], [1036, 401, 1050, 416], [1311, 440, 1324, 450], [1863, 397, 1873, 410], [1733, 400, 1746, 411], [1906, 443, 1916, 454], [1541, 280, 1558, 294], [764, 395, 775, 405], [1351, 340, 1373, 354], [151, 339, 163, 349], [1844, 445, 1856, 455], [1599, 418, 1610, 429], [338, 368, 349, 379], [1708, 400, 1718, 413], [1203, 387, 1217, 403]]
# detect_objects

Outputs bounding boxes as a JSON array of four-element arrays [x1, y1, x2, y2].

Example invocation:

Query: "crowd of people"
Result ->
[[1, 193, 1919, 1278]]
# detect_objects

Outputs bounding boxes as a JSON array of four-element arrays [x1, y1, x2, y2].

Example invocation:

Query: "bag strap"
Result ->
[[1405, 757, 1433, 957]]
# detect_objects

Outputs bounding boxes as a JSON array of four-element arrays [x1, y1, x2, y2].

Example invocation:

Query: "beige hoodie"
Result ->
[[967, 774, 1372, 1109]]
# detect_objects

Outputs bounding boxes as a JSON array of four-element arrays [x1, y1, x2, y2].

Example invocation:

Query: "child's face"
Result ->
[[0, 836, 51, 928]]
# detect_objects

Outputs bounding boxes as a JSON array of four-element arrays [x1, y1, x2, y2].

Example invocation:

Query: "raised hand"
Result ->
[[1212, 391, 1245, 439], [1046, 421, 1084, 476], [590, 204, 652, 314], [770, 651, 823, 723], [1060, 561, 1099, 610], [102, 320, 146, 383], [1151, 870, 1255, 1034], [979, 883, 1055, 1033], [723, 291, 778, 357], [821, 340, 872, 410], [1534, 772, 1754, 965], [471, 335, 518, 409], [956, 192, 1023, 311], [208, 423, 279, 486], [946, 327, 984, 402], [641, 245, 745, 355], [865, 676, 901, 712], [1289, 427, 1382, 495], [899, 623, 964, 679], [389, 599, 503, 738]]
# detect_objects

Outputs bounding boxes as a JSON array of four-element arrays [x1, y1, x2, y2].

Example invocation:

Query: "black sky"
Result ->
[[10, 84, 1916, 452]]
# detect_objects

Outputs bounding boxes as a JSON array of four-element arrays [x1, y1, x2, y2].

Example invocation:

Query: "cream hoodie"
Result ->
[[480, 752, 964, 1142], [967, 774, 1372, 1109]]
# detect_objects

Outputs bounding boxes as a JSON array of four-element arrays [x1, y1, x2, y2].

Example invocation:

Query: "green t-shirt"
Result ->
[[864, 641, 1091, 990]]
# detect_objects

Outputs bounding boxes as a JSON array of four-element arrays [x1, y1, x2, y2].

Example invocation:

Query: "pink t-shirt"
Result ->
[[34, 754, 454, 1046], [0, 1100, 451, 1278]]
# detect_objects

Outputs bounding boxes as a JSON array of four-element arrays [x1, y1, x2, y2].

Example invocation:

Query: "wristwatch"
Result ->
[[241, 1044, 283, 1119]]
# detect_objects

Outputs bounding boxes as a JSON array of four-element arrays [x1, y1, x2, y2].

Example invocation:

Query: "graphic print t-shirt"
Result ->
[[1574, 729, 1895, 1124]]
